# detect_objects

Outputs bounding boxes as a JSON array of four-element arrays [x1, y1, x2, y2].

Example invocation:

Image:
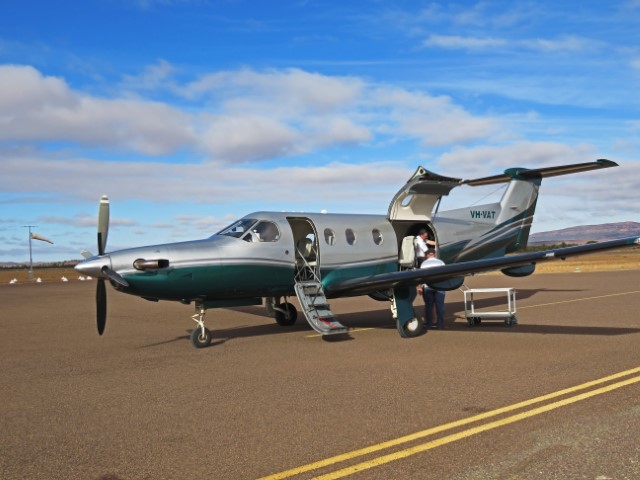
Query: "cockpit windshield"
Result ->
[[215, 219, 257, 238]]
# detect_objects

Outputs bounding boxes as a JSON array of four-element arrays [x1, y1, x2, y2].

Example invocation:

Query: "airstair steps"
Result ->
[[294, 280, 348, 336]]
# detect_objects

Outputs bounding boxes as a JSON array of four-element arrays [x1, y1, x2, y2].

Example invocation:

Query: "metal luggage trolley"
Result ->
[[462, 286, 518, 327]]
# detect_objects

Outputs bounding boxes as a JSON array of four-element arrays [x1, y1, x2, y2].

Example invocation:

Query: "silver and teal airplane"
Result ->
[[75, 159, 640, 348]]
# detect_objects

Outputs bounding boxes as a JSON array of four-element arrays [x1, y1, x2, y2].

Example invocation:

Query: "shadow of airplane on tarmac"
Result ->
[[141, 287, 640, 347]]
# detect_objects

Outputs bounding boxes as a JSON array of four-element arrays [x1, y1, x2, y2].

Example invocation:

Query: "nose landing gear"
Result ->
[[190, 304, 212, 348]]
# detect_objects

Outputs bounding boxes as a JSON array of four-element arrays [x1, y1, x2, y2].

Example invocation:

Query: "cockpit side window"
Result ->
[[245, 221, 280, 242], [216, 219, 257, 238]]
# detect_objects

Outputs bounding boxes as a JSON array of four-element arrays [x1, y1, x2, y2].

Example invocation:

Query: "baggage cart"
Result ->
[[463, 287, 518, 327]]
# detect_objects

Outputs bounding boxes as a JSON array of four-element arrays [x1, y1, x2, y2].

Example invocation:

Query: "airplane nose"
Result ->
[[75, 256, 111, 278]]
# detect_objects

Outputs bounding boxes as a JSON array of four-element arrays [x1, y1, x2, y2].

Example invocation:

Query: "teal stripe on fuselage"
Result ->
[[121, 259, 398, 304], [122, 263, 295, 302], [322, 261, 397, 296]]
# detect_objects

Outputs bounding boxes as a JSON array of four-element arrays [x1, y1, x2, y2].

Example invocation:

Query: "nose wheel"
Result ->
[[190, 305, 212, 348]]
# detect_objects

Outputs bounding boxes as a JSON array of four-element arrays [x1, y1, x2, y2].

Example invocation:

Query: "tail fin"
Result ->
[[434, 159, 617, 263]]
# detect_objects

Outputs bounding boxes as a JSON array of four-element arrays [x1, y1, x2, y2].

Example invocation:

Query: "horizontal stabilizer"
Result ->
[[464, 159, 618, 186]]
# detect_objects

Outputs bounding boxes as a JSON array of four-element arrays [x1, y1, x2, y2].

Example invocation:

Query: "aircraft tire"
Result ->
[[274, 302, 297, 326], [397, 316, 422, 338], [190, 327, 212, 348]]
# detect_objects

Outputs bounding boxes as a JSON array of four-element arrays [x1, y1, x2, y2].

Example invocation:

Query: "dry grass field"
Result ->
[[528, 247, 640, 273], [0, 267, 78, 284], [1, 247, 638, 285]]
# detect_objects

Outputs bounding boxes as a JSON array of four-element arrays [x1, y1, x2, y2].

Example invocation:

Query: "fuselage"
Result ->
[[76, 212, 401, 305]]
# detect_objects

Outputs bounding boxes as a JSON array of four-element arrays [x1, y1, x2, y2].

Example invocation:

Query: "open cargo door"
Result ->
[[387, 166, 462, 222], [387, 167, 462, 266]]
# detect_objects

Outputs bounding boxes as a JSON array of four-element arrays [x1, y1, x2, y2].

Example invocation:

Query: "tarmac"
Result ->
[[1, 270, 640, 479]]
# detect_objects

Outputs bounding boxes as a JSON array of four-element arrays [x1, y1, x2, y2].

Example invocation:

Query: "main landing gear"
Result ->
[[190, 304, 212, 349], [266, 296, 298, 326]]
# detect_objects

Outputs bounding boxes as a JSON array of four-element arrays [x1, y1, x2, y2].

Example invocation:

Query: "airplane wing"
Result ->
[[324, 236, 640, 297]]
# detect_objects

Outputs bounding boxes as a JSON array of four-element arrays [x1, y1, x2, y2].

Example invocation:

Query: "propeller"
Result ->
[[96, 195, 110, 335], [76, 195, 130, 335]]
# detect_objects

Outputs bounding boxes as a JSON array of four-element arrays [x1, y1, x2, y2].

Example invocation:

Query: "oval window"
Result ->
[[324, 228, 336, 246], [345, 228, 356, 245], [400, 194, 414, 207], [372, 229, 383, 245]]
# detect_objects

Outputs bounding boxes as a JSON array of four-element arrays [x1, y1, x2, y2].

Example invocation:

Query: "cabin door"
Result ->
[[286, 217, 320, 282]]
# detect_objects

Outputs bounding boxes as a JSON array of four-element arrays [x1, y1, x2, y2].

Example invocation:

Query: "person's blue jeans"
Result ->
[[423, 288, 445, 329]]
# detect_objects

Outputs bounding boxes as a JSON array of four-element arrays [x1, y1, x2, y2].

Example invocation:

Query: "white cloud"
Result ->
[[181, 68, 365, 114], [0, 64, 499, 164], [423, 34, 597, 53], [39, 214, 137, 228], [0, 152, 411, 209], [370, 86, 500, 146], [199, 114, 302, 162], [0, 65, 196, 155], [423, 34, 507, 50], [119, 59, 176, 92], [524, 35, 598, 52]]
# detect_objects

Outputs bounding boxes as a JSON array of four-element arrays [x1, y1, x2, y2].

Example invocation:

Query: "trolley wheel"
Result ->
[[474, 317, 482, 325], [466, 317, 474, 327], [504, 315, 517, 327], [274, 302, 298, 326], [190, 327, 212, 348]]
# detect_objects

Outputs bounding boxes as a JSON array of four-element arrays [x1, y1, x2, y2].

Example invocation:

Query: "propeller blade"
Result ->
[[101, 266, 130, 288], [96, 278, 107, 335], [97, 195, 109, 256], [80, 249, 93, 259]]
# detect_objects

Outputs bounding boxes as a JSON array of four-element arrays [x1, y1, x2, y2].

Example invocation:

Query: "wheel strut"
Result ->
[[190, 303, 212, 348]]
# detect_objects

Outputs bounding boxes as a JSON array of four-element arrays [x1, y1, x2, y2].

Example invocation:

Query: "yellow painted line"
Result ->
[[312, 374, 640, 480], [257, 366, 640, 480], [518, 289, 640, 310]]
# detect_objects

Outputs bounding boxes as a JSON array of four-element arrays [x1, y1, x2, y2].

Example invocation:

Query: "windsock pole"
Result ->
[[24, 225, 36, 282]]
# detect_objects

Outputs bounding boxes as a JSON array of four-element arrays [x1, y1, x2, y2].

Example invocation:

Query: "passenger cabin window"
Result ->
[[345, 228, 356, 245], [372, 229, 383, 245], [324, 228, 336, 246]]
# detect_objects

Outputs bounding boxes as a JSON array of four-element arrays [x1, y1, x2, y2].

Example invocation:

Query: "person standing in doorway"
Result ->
[[414, 228, 435, 267]]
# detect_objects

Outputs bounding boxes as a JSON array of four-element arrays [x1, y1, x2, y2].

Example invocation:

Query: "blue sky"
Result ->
[[1, 0, 639, 263]]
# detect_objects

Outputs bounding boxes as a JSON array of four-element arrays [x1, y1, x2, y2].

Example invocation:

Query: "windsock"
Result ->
[[31, 232, 54, 244]]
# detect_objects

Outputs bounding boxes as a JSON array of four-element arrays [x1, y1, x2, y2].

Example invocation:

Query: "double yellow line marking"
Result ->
[[259, 366, 640, 479]]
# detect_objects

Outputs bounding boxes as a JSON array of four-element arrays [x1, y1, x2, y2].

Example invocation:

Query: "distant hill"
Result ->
[[529, 221, 640, 245]]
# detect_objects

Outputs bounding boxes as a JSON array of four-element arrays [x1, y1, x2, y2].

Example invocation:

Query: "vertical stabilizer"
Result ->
[[433, 160, 617, 263]]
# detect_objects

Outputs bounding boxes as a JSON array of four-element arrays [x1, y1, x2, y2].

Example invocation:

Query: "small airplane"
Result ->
[[75, 159, 640, 348]]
